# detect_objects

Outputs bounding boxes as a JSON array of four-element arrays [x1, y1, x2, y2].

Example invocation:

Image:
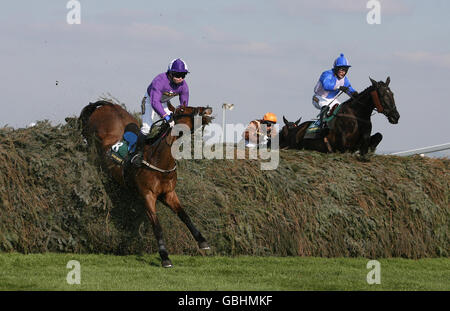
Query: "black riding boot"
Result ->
[[319, 106, 329, 128], [130, 131, 146, 167], [318, 106, 330, 137]]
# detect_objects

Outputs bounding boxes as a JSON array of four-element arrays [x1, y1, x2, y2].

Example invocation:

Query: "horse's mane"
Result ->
[[341, 83, 376, 107]]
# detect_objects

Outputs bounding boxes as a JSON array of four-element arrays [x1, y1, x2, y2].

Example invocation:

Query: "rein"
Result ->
[[141, 109, 204, 173], [335, 87, 382, 124], [334, 113, 372, 124], [141, 122, 175, 173]]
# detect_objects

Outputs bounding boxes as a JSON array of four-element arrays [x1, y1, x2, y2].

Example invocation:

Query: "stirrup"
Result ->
[[130, 152, 143, 167]]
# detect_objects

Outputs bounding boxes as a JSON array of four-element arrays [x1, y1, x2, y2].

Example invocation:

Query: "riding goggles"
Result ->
[[171, 72, 187, 79], [336, 66, 349, 72], [262, 121, 275, 125]]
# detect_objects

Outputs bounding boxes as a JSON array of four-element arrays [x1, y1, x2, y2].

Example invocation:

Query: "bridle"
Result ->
[[370, 90, 384, 113], [140, 123, 176, 173], [335, 86, 386, 124], [141, 107, 211, 173]]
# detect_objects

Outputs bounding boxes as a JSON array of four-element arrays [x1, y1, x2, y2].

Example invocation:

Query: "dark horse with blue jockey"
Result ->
[[280, 77, 400, 155]]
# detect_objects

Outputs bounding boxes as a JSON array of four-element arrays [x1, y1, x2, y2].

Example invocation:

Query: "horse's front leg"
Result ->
[[358, 132, 371, 157], [143, 192, 173, 268], [161, 191, 210, 250], [369, 132, 383, 152]]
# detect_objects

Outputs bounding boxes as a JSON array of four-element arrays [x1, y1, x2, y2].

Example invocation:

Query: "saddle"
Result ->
[[107, 120, 168, 167], [145, 120, 169, 145], [304, 104, 341, 140]]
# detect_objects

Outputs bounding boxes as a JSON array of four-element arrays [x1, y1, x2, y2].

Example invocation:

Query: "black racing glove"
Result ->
[[339, 86, 349, 93]]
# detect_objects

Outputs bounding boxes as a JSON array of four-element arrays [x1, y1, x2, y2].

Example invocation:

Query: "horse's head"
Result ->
[[370, 77, 400, 124], [168, 102, 213, 130], [280, 115, 302, 148], [281, 116, 301, 136]]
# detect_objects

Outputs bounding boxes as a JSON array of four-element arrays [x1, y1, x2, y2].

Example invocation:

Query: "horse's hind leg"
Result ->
[[369, 132, 383, 152], [162, 191, 210, 250], [144, 192, 173, 268]]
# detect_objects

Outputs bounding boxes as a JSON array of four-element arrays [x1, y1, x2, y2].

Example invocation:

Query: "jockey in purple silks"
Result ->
[[124, 58, 190, 167], [140, 58, 190, 135]]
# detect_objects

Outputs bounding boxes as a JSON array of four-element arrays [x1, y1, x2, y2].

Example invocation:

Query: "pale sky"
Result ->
[[0, 0, 449, 153]]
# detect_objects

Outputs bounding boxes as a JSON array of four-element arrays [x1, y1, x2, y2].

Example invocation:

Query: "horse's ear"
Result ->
[[385, 76, 391, 86], [369, 77, 378, 87], [283, 116, 289, 125], [295, 117, 302, 126], [167, 102, 175, 112]]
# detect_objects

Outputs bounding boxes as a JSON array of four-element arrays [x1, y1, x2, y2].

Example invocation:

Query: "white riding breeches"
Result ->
[[141, 92, 171, 134], [312, 94, 341, 110], [245, 135, 269, 148]]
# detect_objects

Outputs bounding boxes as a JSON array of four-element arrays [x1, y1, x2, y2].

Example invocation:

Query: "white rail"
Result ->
[[390, 143, 450, 156]]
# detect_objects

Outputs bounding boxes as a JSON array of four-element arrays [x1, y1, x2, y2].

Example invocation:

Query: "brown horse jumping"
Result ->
[[79, 100, 213, 267], [280, 77, 400, 156]]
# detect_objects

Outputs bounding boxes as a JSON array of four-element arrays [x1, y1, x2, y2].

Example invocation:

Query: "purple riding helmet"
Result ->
[[167, 58, 190, 73]]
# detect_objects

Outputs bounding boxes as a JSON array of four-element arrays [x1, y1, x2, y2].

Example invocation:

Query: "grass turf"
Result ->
[[0, 253, 448, 291]]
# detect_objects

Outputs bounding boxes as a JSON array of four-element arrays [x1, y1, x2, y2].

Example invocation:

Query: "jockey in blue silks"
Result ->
[[312, 53, 358, 128]]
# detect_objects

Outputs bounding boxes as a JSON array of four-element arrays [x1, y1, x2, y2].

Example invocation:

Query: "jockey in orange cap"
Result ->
[[243, 113, 277, 148]]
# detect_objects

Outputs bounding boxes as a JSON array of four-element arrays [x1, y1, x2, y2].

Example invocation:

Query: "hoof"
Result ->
[[162, 259, 173, 268], [358, 154, 371, 162], [198, 241, 210, 250]]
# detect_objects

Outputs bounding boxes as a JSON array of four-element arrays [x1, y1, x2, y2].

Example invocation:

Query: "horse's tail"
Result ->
[[79, 100, 114, 137]]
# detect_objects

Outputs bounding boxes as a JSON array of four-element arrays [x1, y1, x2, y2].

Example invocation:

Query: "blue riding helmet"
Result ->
[[168, 58, 189, 73], [333, 53, 351, 69]]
